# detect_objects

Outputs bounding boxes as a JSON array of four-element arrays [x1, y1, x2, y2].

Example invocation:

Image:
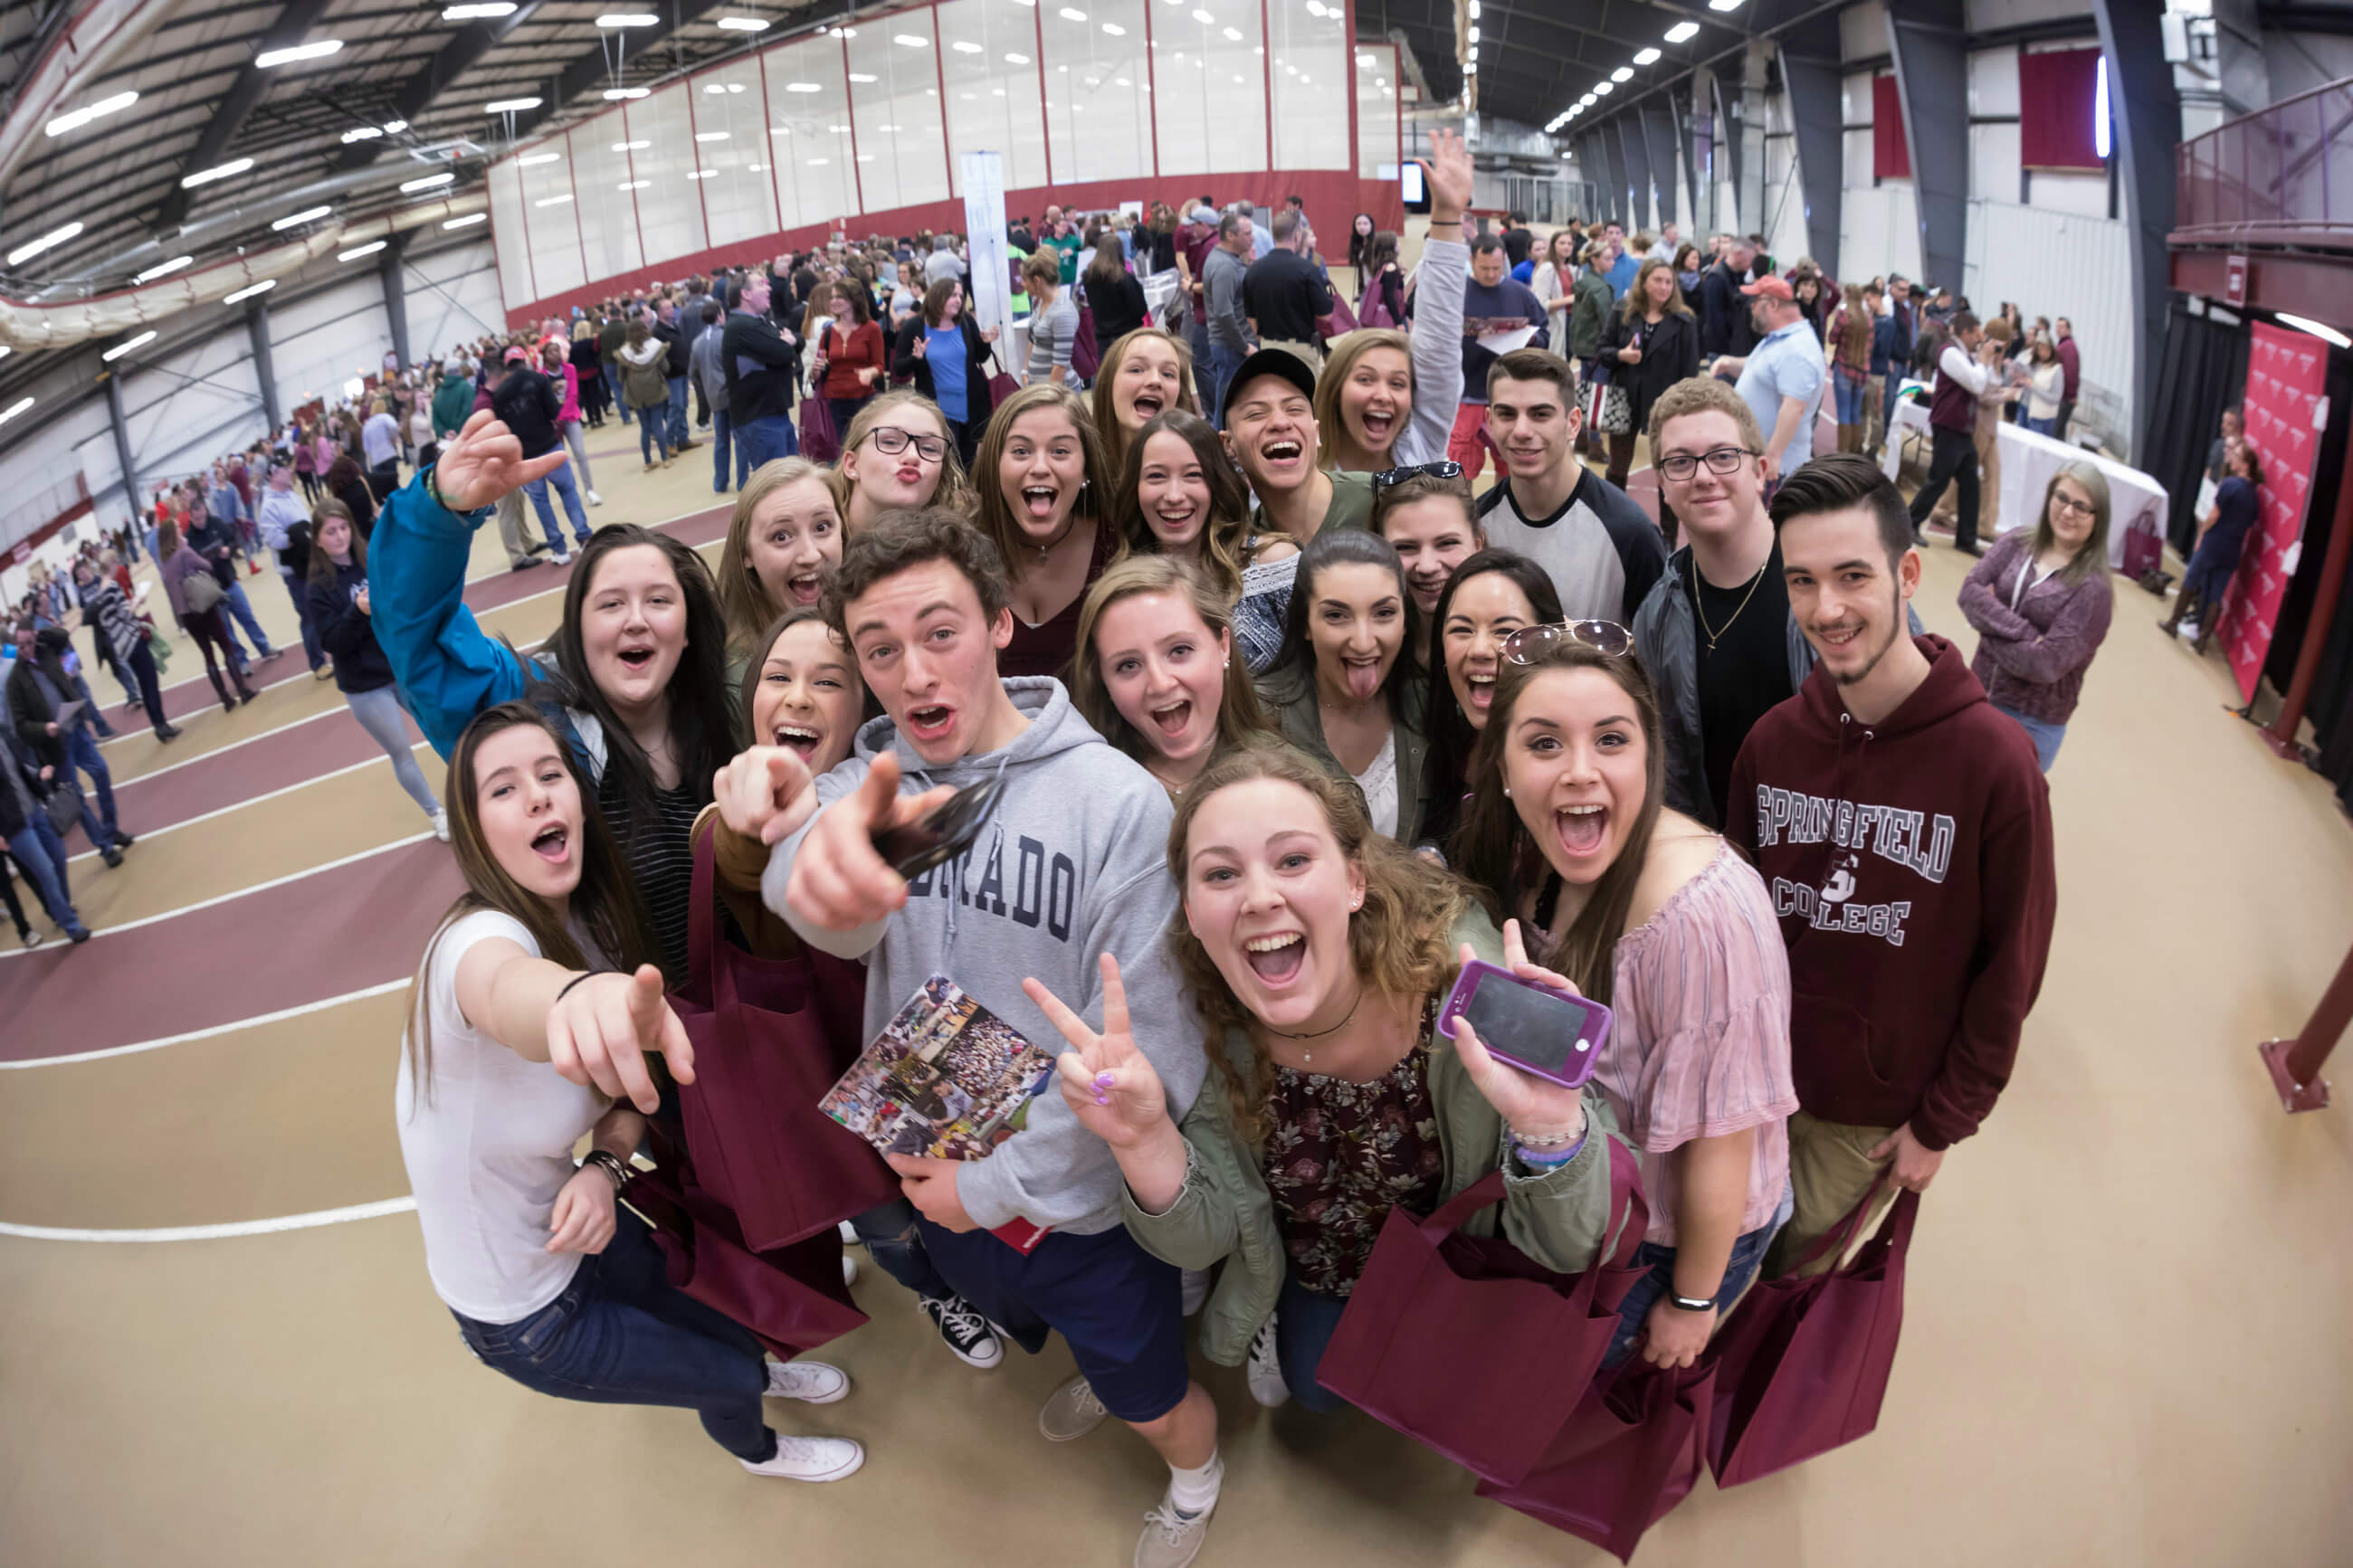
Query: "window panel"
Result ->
[[691, 57, 782, 248], [1042, 0, 1151, 185], [846, 11, 950, 214], [571, 115, 647, 280], [1153, 0, 1266, 177], [1355, 43, 1397, 178], [517, 141, 586, 299], [486, 155, 535, 310], [628, 83, 709, 265], [1267, 0, 1347, 170], [765, 33, 859, 230], [938, 0, 1048, 195]]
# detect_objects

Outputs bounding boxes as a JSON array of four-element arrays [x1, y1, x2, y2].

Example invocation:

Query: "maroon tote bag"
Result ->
[[1474, 1354, 1718, 1563], [1705, 1184, 1920, 1487], [668, 831, 900, 1251], [1313, 1137, 1651, 1487]]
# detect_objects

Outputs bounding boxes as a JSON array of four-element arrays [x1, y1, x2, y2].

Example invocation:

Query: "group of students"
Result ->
[[365, 168, 2092, 1566]]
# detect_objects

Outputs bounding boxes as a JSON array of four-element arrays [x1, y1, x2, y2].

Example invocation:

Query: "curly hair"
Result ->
[[824, 505, 1012, 638]]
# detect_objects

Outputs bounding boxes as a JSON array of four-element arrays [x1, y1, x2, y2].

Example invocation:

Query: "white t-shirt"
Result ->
[[395, 908, 611, 1325], [1351, 729, 1400, 841]]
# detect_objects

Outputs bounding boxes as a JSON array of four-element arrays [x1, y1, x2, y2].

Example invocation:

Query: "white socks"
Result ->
[[1167, 1449, 1224, 1517]]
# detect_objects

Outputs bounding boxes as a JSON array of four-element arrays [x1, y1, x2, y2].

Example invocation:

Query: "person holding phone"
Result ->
[[1450, 625, 1795, 1368], [1030, 742, 1625, 1414], [728, 509, 1228, 1568]]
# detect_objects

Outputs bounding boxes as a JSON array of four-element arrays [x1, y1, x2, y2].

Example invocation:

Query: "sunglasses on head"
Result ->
[[1500, 619, 1633, 665], [1371, 461, 1463, 490]]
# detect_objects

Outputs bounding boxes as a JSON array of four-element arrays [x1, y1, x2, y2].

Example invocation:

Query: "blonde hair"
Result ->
[[1089, 328, 1201, 474], [718, 457, 838, 658], [837, 390, 973, 521], [971, 384, 1115, 581], [1313, 328, 1413, 470], [1070, 554, 1271, 767], [1646, 373, 1764, 454]]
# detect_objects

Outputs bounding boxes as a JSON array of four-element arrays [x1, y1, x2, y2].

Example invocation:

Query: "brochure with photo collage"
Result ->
[[820, 974, 1057, 1164]]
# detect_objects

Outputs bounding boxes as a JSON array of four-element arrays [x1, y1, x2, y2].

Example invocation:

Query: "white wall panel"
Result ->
[[766, 34, 859, 230], [630, 84, 710, 265], [486, 157, 535, 312], [938, 0, 1050, 196], [1840, 2, 1888, 63], [1838, 182, 1922, 284], [518, 142, 588, 299], [1762, 94, 1810, 266], [0, 388, 116, 559], [268, 274, 392, 414], [405, 241, 503, 356], [1156, 0, 1269, 177], [573, 119, 649, 280], [691, 56, 782, 247], [123, 331, 267, 483], [1042, 0, 1152, 185], [848, 11, 952, 212], [1356, 43, 1399, 179], [1963, 198, 2133, 436], [1268, 0, 1348, 171]]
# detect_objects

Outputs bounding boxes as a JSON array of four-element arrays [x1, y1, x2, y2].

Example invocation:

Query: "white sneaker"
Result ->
[[764, 1359, 850, 1403], [1038, 1373, 1110, 1441], [842, 1253, 859, 1288], [1135, 1491, 1216, 1568], [586, 489, 604, 506], [550, 548, 574, 568], [738, 1434, 863, 1482], [429, 807, 450, 842], [1244, 1315, 1290, 1409], [838, 1220, 860, 1244], [2177, 620, 2201, 641]]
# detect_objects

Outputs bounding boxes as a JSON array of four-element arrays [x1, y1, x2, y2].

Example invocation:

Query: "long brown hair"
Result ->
[[1166, 743, 1472, 1140], [403, 702, 654, 1104], [1070, 554, 1271, 767], [1112, 408, 1251, 600], [2031, 461, 2116, 593], [717, 456, 838, 659], [1616, 257, 1694, 324], [972, 383, 1115, 582], [1090, 327, 1201, 474], [1449, 638, 1665, 1007], [1836, 281, 1872, 366], [305, 498, 361, 589]]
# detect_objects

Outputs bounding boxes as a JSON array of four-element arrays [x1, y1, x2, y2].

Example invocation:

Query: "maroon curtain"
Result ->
[[2020, 47, 2104, 171], [1872, 75, 1910, 180]]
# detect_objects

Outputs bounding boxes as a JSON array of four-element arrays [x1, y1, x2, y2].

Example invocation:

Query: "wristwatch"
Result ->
[[1666, 1292, 1717, 1313]]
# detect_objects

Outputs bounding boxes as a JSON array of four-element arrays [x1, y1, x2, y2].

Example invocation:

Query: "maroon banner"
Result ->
[[2222, 321, 2329, 702], [1872, 75, 1909, 180], [2019, 48, 2103, 173]]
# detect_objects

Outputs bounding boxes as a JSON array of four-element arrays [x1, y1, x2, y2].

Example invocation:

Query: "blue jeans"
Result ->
[[1275, 1274, 1353, 1413], [281, 570, 325, 672], [737, 413, 798, 471], [222, 577, 274, 660], [524, 454, 591, 549], [5, 821, 83, 936], [1604, 1183, 1793, 1368], [710, 408, 750, 492], [1995, 703, 2065, 771], [65, 727, 119, 844], [1207, 342, 1248, 429], [606, 362, 633, 422], [2024, 414, 2056, 436], [849, 1198, 950, 1299], [638, 413, 673, 465], [1834, 368, 1867, 424], [666, 375, 691, 449], [452, 1209, 776, 1461]]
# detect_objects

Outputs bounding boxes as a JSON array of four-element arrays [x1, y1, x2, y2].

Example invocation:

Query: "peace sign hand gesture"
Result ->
[[1451, 920, 1589, 1148], [1027, 954, 1168, 1151]]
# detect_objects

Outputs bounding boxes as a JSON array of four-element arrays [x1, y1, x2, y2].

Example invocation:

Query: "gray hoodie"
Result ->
[[765, 677, 1204, 1236]]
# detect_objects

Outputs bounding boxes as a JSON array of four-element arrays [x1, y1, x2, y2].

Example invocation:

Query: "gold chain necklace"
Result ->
[[1691, 550, 1767, 653]]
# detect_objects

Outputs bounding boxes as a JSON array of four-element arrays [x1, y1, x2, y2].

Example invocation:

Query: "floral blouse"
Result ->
[[1261, 1035, 1445, 1296]]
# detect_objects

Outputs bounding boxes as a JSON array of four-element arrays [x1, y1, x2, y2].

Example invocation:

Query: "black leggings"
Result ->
[[186, 608, 255, 707], [125, 639, 169, 735]]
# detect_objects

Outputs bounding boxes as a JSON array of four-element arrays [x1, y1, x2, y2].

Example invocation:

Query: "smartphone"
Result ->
[[1435, 959, 1611, 1089], [872, 774, 1005, 880], [1402, 160, 1431, 215]]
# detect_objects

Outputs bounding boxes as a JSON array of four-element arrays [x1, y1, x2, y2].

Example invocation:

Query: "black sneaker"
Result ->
[[112, 832, 135, 849], [918, 1293, 1004, 1369], [100, 847, 123, 869]]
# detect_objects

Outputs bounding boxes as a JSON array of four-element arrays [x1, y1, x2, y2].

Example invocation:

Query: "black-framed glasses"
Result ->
[[863, 425, 948, 463], [1501, 619, 1633, 664], [1371, 460, 1463, 490], [2049, 492, 2096, 518], [1656, 447, 1758, 482]]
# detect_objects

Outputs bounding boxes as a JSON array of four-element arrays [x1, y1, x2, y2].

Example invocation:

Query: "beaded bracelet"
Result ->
[[1513, 1132, 1586, 1169]]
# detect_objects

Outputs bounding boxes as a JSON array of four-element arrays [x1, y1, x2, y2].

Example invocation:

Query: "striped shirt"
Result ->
[[600, 766, 705, 987], [1596, 841, 1796, 1246]]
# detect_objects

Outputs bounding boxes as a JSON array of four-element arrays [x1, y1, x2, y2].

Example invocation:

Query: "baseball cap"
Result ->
[[503, 345, 530, 364], [1220, 347, 1316, 429], [1739, 275, 1794, 300]]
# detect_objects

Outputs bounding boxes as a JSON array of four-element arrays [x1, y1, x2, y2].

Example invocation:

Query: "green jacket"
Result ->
[[1569, 270, 1615, 360], [430, 376, 474, 440], [1121, 911, 1633, 1365], [1255, 658, 1429, 846]]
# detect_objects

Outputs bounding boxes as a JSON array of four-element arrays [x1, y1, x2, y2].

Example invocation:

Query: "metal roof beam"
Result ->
[[334, 0, 549, 170], [155, 0, 341, 229]]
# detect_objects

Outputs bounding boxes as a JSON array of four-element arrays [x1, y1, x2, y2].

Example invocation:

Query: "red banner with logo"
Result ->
[[2221, 322, 2329, 703]]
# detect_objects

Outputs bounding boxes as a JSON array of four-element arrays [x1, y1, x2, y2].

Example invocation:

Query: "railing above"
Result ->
[[2174, 76, 2353, 247]]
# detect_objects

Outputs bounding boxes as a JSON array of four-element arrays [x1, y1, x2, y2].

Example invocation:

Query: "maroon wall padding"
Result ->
[[2019, 46, 2105, 172], [1872, 74, 1910, 181]]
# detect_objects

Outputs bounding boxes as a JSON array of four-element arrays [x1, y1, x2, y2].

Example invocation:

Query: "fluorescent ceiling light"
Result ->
[[1003, 52, 1028, 64], [687, 170, 714, 179], [953, 40, 982, 52], [1593, 80, 1613, 94], [612, 139, 650, 150], [339, 241, 387, 261], [2094, 55, 2111, 159], [695, 130, 729, 141], [1193, 9, 1212, 23], [535, 193, 574, 204], [270, 205, 330, 229], [1611, 66, 1633, 81], [519, 151, 562, 165], [0, 398, 33, 427], [619, 179, 650, 189], [443, 214, 488, 229], [133, 255, 193, 284], [400, 172, 454, 191], [386, 119, 407, 133], [827, 25, 855, 36], [1665, 21, 1700, 43], [716, 15, 770, 29], [485, 97, 542, 112], [1101, 21, 1125, 34], [1634, 47, 1660, 64], [223, 280, 276, 302], [806, 157, 829, 165], [848, 71, 877, 81], [45, 90, 139, 138], [101, 331, 157, 362], [2278, 312, 2351, 349], [704, 82, 726, 92], [443, 2, 517, 16], [7, 221, 84, 265], [894, 33, 929, 45], [603, 87, 648, 99], [1467, 24, 1478, 42], [0, 347, 10, 361], [340, 126, 383, 142], [597, 14, 659, 25], [1357, 52, 1373, 65], [1467, 0, 1479, 14], [256, 40, 343, 67], [1708, 0, 1744, 10], [1580, 92, 1596, 104], [1058, 6, 1085, 18], [182, 157, 252, 188], [1222, 25, 1241, 40], [785, 81, 822, 91]]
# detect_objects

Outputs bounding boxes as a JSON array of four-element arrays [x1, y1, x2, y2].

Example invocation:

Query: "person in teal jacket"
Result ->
[[369, 410, 738, 983]]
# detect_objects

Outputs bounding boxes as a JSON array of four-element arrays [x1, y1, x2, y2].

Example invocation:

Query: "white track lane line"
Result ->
[[110, 703, 345, 784], [0, 1197, 416, 1243], [0, 831, 433, 965], [0, 979, 414, 1069], [69, 743, 436, 867]]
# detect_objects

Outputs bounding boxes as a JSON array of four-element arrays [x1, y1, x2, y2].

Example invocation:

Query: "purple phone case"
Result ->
[[1434, 959, 1611, 1089]]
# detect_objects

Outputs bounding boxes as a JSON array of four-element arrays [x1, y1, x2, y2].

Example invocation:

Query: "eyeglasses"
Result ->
[[2049, 493, 2096, 518], [1371, 461, 1462, 489], [1656, 447, 1758, 482], [1500, 619, 1632, 664], [863, 425, 947, 463]]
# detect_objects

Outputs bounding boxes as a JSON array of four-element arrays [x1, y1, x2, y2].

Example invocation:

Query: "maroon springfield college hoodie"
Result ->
[[1724, 635, 2057, 1151]]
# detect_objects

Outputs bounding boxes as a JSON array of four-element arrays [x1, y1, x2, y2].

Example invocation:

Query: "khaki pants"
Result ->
[[1931, 409, 2002, 530], [1262, 337, 1324, 374], [494, 489, 535, 568], [1764, 1110, 1899, 1279]]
